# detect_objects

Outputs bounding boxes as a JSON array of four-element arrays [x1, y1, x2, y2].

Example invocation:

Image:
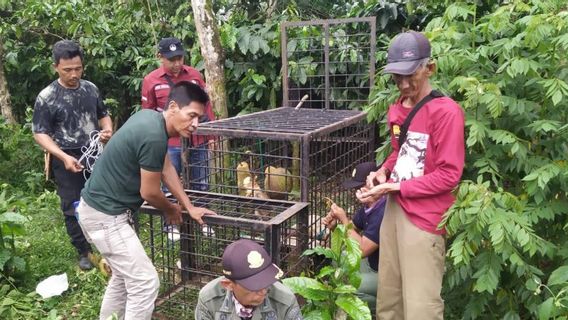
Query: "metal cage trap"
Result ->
[[184, 107, 375, 252], [138, 16, 377, 319], [138, 190, 308, 319]]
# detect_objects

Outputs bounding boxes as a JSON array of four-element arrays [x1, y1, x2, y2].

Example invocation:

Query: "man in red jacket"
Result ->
[[360, 31, 465, 319]]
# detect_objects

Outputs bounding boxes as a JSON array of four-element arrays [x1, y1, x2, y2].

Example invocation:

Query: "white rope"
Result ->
[[79, 130, 104, 179]]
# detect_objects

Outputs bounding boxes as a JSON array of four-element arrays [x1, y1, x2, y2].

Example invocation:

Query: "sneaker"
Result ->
[[78, 254, 94, 270], [164, 225, 180, 242]]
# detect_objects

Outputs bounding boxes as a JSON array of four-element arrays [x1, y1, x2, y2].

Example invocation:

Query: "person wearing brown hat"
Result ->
[[359, 31, 465, 319], [195, 239, 303, 320], [322, 161, 386, 312]]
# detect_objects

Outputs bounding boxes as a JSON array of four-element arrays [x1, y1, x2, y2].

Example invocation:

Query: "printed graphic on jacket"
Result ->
[[391, 131, 429, 182]]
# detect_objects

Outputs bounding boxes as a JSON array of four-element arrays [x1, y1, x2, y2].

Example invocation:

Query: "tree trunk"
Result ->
[[0, 38, 16, 124], [190, 0, 228, 119]]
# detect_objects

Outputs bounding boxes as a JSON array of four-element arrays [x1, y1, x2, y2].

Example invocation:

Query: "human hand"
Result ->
[[329, 204, 348, 225], [164, 203, 183, 225], [366, 169, 388, 188], [99, 129, 113, 143], [63, 154, 83, 173], [358, 183, 400, 202], [357, 186, 377, 205], [322, 213, 338, 230], [186, 206, 216, 225]]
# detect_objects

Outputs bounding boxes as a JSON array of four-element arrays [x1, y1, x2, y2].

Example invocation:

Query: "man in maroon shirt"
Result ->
[[141, 37, 216, 239], [360, 31, 465, 319]]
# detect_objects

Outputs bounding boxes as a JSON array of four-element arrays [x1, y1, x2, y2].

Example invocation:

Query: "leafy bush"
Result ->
[[368, 0, 568, 318], [0, 186, 28, 279], [283, 224, 371, 320], [0, 116, 45, 190]]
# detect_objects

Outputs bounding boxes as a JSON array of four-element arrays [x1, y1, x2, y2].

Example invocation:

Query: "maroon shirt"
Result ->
[[382, 96, 465, 234], [141, 65, 215, 147]]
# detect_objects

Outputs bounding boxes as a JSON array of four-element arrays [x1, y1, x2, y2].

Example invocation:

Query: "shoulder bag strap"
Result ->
[[397, 90, 444, 147]]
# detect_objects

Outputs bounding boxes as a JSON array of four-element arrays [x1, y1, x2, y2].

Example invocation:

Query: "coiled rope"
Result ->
[[78, 131, 104, 179]]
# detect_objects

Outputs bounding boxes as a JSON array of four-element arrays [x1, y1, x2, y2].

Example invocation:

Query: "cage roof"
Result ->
[[195, 107, 367, 139]]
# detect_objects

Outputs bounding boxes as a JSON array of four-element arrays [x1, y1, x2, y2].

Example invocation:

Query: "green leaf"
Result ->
[[537, 297, 554, 320], [303, 309, 332, 320], [335, 294, 371, 320], [282, 277, 329, 301], [343, 236, 362, 271], [0, 212, 27, 224], [1, 297, 16, 306], [251, 74, 266, 85], [287, 39, 297, 56], [548, 266, 568, 286], [333, 284, 357, 294], [0, 249, 11, 270], [237, 30, 251, 54], [8, 256, 26, 273], [330, 226, 343, 258], [503, 310, 521, 320], [249, 37, 260, 54], [348, 270, 362, 289], [317, 266, 335, 279], [298, 69, 307, 85]]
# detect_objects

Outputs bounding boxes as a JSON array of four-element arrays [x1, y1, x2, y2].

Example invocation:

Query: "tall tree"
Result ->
[[190, 0, 228, 119], [0, 38, 15, 123]]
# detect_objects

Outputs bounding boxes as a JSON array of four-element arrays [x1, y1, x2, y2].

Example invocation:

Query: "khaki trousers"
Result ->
[[77, 199, 159, 320], [376, 195, 445, 320]]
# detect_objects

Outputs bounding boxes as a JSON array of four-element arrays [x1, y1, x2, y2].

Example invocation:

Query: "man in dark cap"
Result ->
[[141, 37, 216, 240], [359, 31, 465, 319], [322, 161, 386, 312], [195, 239, 303, 320], [358, 31, 465, 319]]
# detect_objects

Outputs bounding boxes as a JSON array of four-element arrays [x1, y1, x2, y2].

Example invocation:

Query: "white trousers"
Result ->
[[77, 199, 159, 320]]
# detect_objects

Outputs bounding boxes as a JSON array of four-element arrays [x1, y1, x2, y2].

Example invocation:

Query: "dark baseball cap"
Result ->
[[222, 239, 283, 291], [158, 37, 185, 59], [384, 31, 431, 75], [342, 162, 379, 189]]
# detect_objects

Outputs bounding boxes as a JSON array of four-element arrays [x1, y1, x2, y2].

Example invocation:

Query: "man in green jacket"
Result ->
[[195, 239, 303, 320]]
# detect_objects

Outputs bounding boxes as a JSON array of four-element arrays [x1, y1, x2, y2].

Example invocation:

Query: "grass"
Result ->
[[13, 191, 106, 319]]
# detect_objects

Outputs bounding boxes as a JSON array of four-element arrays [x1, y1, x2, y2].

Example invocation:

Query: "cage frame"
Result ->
[[138, 189, 310, 279], [191, 107, 374, 204], [280, 16, 377, 110]]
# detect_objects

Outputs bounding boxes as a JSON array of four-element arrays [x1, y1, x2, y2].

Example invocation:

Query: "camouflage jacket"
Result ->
[[195, 277, 303, 320]]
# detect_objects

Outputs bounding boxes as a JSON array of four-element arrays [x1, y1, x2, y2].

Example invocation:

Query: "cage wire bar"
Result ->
[[138, 190, 308, 319], [281, 17, 376, 110], [184, 108, 375, 254]]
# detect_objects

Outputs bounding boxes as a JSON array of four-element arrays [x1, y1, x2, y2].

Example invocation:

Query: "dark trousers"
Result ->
[[51, 149, 92, 255]]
